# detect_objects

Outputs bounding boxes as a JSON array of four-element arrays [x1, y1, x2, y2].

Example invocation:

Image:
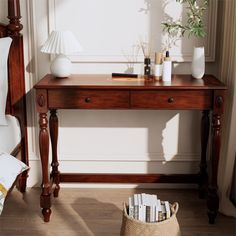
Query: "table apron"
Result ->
[[47, 89, 213, 110]]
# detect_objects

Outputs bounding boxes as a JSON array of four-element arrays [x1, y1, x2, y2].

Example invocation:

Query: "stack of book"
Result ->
[[128, 193, 171, 223]]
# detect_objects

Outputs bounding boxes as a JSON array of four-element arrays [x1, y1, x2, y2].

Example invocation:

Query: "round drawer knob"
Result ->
[[85, 97, 91, 103], [168, 97, 174, 103]]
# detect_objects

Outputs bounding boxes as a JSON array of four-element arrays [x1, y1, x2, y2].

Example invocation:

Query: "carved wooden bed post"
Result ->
[[7, 0, 29, 192]]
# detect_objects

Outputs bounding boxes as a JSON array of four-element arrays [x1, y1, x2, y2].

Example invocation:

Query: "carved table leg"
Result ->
[[199, 110, 210, 199], [39, 113, 51, 222], [207, 94, 224, 224], [49, 109, 60, 197]]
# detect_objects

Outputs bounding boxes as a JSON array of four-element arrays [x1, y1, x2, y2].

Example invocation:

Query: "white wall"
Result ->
[[2, 0, 219, 187]]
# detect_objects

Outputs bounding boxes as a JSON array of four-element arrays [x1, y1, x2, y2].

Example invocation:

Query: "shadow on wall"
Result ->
[[57, 109, 200, 177]]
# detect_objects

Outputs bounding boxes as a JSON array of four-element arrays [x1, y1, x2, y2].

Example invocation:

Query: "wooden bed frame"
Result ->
[[0, 0, 28, 192]]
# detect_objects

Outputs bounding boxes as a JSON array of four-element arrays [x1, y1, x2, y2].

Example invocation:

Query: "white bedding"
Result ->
[[0, 115, 21, 153], [0, 152, 29, 215], [0, 37, 12, 125]]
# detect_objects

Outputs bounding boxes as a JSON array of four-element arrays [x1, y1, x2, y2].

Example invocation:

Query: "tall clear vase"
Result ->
[[191, 47, 205, 79]]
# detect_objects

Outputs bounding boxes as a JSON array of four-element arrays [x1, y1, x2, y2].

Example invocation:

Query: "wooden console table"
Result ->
[[34, 74, 226, 223]]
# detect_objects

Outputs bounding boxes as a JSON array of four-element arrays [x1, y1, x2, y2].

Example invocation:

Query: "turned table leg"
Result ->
[[207, 93, 225, 224], [39, 112, 51, 222], [207, 113, 221, 224], [199, 110, 210, 198], [49, 109, 60, 197]]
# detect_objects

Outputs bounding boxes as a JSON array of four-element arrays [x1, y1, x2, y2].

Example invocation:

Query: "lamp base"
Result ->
[[50, 54, 71, 78]]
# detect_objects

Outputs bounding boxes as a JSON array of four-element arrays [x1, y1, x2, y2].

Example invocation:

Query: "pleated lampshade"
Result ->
[[40, 30, 83, 78], [41, 30, 83, 55]]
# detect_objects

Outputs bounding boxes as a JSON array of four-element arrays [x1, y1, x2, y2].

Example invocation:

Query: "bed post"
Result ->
[[7, 0, 29, 192]]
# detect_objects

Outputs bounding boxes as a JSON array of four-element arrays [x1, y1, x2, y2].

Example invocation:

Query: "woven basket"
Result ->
[[120, 202, 181, 236]]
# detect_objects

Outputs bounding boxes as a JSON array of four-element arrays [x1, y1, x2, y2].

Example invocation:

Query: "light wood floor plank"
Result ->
[[0, 188, 235, 236]]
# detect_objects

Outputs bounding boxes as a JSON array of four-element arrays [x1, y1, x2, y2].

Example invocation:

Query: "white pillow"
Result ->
[[0, 152, 29, 215], [0, 37, 12, 126]]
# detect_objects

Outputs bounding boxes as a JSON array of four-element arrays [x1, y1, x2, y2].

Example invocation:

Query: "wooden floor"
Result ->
[[0, 188, 235, 236]]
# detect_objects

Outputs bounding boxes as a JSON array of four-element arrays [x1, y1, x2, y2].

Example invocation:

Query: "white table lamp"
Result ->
[[41, 30, 83, 78]]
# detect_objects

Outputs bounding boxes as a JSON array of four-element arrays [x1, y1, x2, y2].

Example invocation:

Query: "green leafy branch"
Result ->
[[162, 0, 209, 38]]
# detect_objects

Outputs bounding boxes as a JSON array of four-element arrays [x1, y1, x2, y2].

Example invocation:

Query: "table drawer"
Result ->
[[48, 89, 129, 109], [131, 90, 212, 109]]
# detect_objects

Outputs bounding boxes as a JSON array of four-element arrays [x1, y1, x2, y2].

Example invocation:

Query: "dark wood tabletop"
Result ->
[[34, 74, 226, 90]]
